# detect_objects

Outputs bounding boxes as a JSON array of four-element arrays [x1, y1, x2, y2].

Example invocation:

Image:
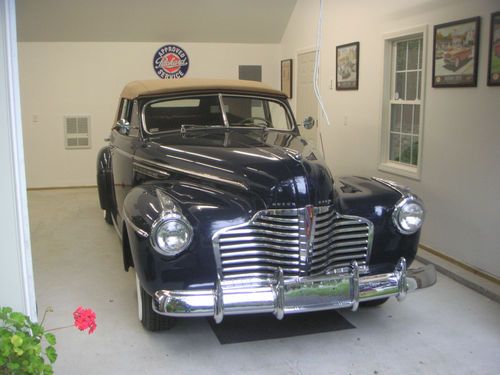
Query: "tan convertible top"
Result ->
[[121, 79, 285, 99]]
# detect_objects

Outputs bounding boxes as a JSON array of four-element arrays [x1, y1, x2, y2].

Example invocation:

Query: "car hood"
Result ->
[[134, 129, 335, 208]]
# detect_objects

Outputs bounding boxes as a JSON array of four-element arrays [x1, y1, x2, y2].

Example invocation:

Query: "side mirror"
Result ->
[[114, 119, 130, 135], [303, 116, 315, 130]]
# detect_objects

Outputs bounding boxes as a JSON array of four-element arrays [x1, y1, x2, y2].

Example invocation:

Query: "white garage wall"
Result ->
[[18, 42, 280, 188], [281, 0, 500, 277]]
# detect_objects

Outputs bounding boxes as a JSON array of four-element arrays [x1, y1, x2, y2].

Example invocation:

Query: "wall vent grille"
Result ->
[[64, 116, 91, 149]]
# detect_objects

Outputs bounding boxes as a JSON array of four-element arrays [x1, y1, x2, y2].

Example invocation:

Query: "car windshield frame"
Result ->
[[140, 92, 296, 136]]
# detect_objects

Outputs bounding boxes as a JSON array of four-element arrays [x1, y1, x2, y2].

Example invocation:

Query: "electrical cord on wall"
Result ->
[[313, 0, 329, 158]]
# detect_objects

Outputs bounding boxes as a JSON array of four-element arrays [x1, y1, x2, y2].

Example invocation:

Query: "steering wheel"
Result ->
[[239, 117, 271, 127]]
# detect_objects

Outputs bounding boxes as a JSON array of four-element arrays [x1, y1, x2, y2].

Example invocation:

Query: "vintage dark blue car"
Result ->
[[97, 79, 436, 331]]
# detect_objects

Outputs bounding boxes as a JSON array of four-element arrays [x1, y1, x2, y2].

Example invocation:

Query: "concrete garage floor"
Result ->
[[28, 188, 500, 375]]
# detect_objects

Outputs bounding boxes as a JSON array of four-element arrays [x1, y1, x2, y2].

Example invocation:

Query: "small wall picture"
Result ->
[[336, 42, 359, 90], [281, 59, 293, 98], [432, 17, 480, 87], [488, 11, 500, 86]]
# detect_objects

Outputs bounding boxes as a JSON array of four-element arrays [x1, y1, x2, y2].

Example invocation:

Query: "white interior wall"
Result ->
[[18, 42, 280, 188], [281, 0, 500, 277], [17, 0, 500, 278]]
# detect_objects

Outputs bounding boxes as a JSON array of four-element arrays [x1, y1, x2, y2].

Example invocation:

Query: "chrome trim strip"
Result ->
[[123, 211, 149, 238], [152, 258, 437, 323], [133, 155, 248, 190], [372, 177, 412, 197], [133, 161, 171, 179], [218, 93, 229, 127]]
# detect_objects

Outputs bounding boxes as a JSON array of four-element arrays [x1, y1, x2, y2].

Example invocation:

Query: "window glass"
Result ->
[[143, 95, 292, 133], [223, 96, 291, 130], [144, 96, 221, 133], [389, 36, 423, 167], [129, 100, 140, 137]]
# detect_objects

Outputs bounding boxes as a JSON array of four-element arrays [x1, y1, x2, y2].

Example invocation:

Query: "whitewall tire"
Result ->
[[134, 269, 175, 331]]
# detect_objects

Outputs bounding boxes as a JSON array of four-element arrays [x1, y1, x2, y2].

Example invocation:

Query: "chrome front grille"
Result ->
[[310, 206, 372, 276], [213, 206, 373, 280]]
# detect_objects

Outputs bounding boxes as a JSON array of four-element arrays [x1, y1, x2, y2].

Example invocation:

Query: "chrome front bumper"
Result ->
[[153, 258, 437, 323]]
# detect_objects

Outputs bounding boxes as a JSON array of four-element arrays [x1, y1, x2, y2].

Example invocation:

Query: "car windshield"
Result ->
[[143, 94, 292, 134]]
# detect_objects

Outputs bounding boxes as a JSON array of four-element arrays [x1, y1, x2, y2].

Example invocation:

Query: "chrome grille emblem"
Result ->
[[304, 205, 315, 251]]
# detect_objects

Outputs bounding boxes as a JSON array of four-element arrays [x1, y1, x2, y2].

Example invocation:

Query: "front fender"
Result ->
[[123, 181, 264, 296], [335, 176, 421, 268]]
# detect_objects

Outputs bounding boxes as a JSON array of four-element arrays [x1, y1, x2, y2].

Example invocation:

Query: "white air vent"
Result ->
[[64, 116, 91, 149]]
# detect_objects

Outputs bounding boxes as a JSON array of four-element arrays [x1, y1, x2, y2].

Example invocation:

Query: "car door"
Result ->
[[110, 99, 141, 229]]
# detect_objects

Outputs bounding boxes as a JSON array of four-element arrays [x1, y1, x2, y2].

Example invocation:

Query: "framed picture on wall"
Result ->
[[281, 59, 293, 98], [336, 42, 359, 90], [432, 17, 480, 87], [487, 11, 500, 86]]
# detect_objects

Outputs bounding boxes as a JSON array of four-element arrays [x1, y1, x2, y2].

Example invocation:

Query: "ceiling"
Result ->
[[16, 0, 297, 43]]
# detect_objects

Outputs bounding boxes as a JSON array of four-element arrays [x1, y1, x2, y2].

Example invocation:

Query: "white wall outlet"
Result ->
[[344, 116, 348, 126], [32, 114, 39, 123]]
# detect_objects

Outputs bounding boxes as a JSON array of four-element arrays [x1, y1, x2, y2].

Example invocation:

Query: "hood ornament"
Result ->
[[284, 148, 302, 161]]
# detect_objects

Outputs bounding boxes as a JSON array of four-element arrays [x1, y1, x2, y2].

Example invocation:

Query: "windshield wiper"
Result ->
[[180, 124, 270, 134], [180, 124, 226, 134]]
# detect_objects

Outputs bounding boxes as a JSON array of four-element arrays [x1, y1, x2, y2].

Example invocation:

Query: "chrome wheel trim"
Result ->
[[135, 272, 143, 322]]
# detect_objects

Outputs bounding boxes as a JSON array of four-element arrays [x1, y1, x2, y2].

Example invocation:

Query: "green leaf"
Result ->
[[31, 323, 44, 337], [44, 333, 56, 346], [10, 312, 27, 326], [45, 346, 57, 364], [7, 362, 20, 370], [43, 364, 54, 375], [1, 306, 13, 314], [11, 334, 23, 347], [13, 347, 24, 356]]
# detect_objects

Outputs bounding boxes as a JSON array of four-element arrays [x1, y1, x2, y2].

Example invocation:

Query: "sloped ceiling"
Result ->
[[16, 0, 297, 43]]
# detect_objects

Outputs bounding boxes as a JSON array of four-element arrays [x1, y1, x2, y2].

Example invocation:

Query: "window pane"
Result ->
[[407, 39, 419, 70], [268, 102, 290, 130], [78, 138, 89, 147], [400, 135, 412, 164], [250, 99, 265, 118], [402, 104, 413, 133], [395, 72, 405, 100], [390, 133, 401, 161], [391, 104, 402, 132], [396, 41, 407, 71], [406, 71, 418, 100], [418, 39, 422, 69], [413, 105, 420, 135], [417, 71, 421, 100], [67, 120, 77, 134], [411, 136, 419, 165]]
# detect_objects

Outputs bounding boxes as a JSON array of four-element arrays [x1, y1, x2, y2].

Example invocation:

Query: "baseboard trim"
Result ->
[[419, 244, 499, 286], [27, 185, 97, 191]]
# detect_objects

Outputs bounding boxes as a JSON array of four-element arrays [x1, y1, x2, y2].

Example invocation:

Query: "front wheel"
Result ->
[[135, 272, 175, 331]]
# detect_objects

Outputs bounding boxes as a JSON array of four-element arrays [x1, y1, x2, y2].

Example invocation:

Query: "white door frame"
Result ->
[[0, 0, 37, 320]]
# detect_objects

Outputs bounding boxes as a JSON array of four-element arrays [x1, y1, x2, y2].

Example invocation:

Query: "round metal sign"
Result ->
[[153, 44, 189, 79]]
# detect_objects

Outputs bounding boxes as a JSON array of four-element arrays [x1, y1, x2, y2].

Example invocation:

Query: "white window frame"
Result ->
[[379, 25, 427, 180]]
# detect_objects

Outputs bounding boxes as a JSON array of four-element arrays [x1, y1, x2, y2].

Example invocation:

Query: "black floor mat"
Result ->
[[208, 310, 355, 345]]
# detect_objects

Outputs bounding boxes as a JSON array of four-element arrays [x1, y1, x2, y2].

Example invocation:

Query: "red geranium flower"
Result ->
[[73, 306, 97, 334]]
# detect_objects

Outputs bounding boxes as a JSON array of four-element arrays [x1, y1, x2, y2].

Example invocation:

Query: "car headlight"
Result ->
[[392, 197, 425, 235], [151, 214, 193, 256]]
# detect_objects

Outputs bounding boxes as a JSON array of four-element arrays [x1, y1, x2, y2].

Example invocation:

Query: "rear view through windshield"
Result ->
[[143, 94, 292, 134]]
